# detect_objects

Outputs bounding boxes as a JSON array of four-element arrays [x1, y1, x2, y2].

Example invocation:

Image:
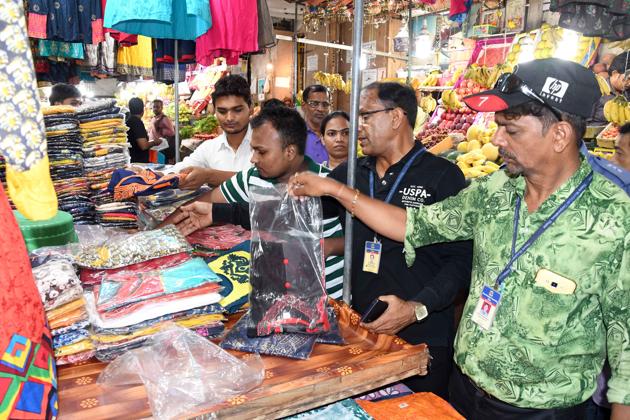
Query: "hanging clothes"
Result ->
[[196, 0, 259, 66], [84, 32, 117, 77], [116, 34, 152, 77], [155, 39, 196, 63], [101, 0, 137, 46], [257, 0, 276, 49], [27, 0, 103, 43], [551, 0, 630, 40], [0, 2, 58, 418], [38, 40, 85, 60], [103, 0, 212, 40]]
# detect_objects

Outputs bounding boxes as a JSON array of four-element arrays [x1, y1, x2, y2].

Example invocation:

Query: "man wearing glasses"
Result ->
[[302, 84, 332, 164], [289, 59, 630, 418], [314, 81, 473, 398]]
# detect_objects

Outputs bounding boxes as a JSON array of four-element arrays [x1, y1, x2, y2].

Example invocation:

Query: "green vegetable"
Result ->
[[179, 126, 195, 139], [193, 115, 218, 134]]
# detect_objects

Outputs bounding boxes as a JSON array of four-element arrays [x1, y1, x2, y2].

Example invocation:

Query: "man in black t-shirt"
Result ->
[[126, 97, 158, 163], [292, 82, 473, 399]]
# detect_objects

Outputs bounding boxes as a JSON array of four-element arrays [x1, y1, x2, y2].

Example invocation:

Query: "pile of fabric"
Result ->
[[43, 106, 94, 224], [77, 100, 135, 229], [77, 225, 225, 361], [31, 254, 94, 365], [137, 189, 201, 229], [187, 223, 251, 258]]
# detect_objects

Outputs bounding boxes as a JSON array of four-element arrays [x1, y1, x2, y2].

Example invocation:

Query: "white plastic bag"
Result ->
[[97, 324, 264, 419]]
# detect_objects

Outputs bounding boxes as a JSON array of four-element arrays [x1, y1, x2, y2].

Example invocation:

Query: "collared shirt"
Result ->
[[169, 126, 253, 173], [581, 141, 630, 196], [149, 114, 175, 141], [305, 127, 329, 164], [328, 142, 472, 347], [219, 156, 345, 299], [404, 158, 630, 409]]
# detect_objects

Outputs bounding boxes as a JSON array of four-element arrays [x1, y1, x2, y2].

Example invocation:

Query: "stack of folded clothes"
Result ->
[[94, 201, 139, 229], [76, 226, 226, 361], [137, 189, 201, 229], [77, 100, 134, 228], [43, 106, 94, 224], [187, 224, 251, 258], [31, 255, 95, 365]]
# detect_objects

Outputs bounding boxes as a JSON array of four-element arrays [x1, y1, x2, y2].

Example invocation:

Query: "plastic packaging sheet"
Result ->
[[97, 324, 264, 420], [248, 184, 329, 337], [75, 225, 192, 269]]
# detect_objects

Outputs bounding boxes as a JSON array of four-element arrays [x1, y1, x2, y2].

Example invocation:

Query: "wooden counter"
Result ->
[[57, 300, 429, 419]]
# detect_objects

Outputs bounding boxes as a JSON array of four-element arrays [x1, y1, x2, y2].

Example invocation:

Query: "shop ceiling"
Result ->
[[267, 0, 305, 18]]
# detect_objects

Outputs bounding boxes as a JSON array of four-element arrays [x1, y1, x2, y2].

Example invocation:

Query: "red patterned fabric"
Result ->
[[80, 252, 191, 286], [27, 12, 47, 39], [0, 184, 47, 356], [0, 183, 58, 418]]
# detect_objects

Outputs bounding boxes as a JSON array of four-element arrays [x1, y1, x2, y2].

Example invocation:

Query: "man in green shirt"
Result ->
[[171, 106, 345, 299], [288, 58, 630, 418]]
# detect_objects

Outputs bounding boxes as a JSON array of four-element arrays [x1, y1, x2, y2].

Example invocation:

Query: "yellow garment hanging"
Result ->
[[117, 35, 153, 77]]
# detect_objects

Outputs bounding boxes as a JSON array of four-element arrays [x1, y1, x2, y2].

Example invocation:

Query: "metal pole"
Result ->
[[342, 0, 364, 305], [293, 2, 299, 103], [174, 41, 180, 163], [407, 2, 413, 83]]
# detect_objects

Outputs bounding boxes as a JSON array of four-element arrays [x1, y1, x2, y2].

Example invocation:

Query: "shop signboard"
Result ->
[[307, 55, 318, 71]]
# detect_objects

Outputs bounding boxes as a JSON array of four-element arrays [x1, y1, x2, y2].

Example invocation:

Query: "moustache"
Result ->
[[499, 148, 517, 160]]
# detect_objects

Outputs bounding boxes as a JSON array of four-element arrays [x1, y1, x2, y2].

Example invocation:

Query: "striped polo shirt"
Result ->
[[220, 156, 345, 299]]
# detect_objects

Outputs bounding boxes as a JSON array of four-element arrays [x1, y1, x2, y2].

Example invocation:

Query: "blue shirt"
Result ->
[[305, 128, 329, 165], [580, 142, 630, 196]]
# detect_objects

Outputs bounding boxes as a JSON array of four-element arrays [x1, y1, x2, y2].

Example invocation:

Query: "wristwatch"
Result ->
[[413, 302, 428, 322]]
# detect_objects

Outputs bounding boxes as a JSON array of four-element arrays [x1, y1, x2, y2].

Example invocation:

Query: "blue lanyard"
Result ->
[[495, 171, 594, 289], [369, 147, 426, 203]]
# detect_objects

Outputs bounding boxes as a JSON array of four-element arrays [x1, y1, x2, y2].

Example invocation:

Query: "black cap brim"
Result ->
[[463, 89, 532, 113]]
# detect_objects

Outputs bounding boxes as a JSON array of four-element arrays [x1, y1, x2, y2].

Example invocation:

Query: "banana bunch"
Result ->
[[486, 64, 512, 88], [596, 74, 611, 96], [313, 71, 348, 92], [420, 74, 440, 87], [464, 65, 493, 88], [441, 90, 463, 110], [420, 95, 437, 114], [448, 68, 464, 86], [534, 26, 563, 59], [603, 96, 630, 126]]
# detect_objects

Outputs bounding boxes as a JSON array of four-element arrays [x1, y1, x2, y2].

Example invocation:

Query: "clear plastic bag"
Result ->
[[248, 183, 329, 337], [97, 324, 264, 420]]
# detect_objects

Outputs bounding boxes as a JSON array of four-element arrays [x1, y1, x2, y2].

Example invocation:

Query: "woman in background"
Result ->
[[320, 111, 349, 169], [126, 97, 158, 163]]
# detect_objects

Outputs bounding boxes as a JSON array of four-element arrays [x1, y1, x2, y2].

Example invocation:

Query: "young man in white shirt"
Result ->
[[172, 74, 254, 189]]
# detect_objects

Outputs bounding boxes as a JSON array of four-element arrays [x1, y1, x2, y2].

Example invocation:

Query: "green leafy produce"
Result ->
[[193, 115, 218, 135], [179, 126, 195, 139]]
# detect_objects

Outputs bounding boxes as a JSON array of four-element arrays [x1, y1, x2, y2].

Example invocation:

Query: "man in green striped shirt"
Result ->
[[174, 106, 345, 299]]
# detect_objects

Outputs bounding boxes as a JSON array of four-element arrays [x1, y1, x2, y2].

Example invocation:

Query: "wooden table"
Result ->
[[57, 300, 429, 419]]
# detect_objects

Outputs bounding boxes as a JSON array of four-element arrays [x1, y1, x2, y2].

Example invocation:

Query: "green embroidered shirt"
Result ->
[[404, 158, 630, 409]]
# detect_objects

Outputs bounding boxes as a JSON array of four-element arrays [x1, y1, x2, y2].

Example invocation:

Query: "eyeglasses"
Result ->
[[358, 108, 395, 125], [306, 100, 331, 109], [494, 73, 563, 121]]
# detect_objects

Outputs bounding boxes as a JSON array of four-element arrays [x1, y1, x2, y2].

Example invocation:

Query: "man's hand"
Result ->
[[360, 295, 417, 336], [170, 202, 213, 236], [288, 171, 340, 198], [179, 167, 211, 190]]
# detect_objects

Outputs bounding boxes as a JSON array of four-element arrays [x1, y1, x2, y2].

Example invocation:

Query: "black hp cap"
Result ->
[[463, 58, 601, 118]]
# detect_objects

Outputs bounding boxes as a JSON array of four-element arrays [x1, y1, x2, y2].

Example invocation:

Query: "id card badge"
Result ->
[[363, 240, 382, 273], [471, 285, 502, 331]]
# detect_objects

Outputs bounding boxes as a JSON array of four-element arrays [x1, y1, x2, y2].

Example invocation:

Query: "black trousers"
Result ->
[[403, 345, 452, 400], [449, 366, 589, 420]]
